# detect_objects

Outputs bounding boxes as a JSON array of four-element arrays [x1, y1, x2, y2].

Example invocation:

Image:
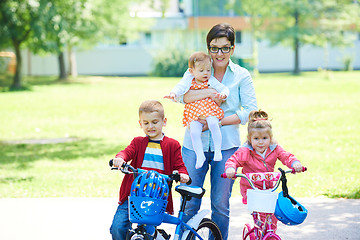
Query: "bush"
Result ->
[[341, 55, 354, 71], [152, 50, 191, 77]]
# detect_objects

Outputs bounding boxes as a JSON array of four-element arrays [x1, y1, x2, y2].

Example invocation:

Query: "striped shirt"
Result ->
[[141, 140, 164, 173]]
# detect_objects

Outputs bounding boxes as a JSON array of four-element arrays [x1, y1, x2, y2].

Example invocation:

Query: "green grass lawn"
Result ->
[[0, 71, 359, 199]]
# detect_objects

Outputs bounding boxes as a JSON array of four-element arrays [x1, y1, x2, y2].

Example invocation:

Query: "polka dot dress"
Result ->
[[183, 78, 224, 127]]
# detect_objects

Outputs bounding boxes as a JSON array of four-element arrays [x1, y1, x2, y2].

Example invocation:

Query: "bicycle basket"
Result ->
[[128, 196, 168, 225], [247, 189, 278, 213], [274, 191, 308, 225]]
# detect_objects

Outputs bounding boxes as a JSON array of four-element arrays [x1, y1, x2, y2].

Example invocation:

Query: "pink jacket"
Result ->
[[225, 143, 300, 203]]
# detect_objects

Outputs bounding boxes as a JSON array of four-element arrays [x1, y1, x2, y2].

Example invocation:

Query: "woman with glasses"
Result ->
[[179, 23, 258, 240]]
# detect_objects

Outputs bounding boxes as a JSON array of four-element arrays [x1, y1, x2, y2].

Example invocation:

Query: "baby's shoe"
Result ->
[[195, 155, 206, 169], [214, 152, 222, 162]]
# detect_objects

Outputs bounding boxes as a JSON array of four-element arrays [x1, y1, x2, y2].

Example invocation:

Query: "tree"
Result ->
[[0, 0, 153, 84], [304, 0, 360, 70], [29, 0, 98, 80], [266, 0, 360, 75], [0, 0, 44, 89], [227, 0, 273, 76]]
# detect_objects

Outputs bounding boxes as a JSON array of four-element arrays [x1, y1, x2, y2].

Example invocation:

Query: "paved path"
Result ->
[[0, 197, 359, 240]]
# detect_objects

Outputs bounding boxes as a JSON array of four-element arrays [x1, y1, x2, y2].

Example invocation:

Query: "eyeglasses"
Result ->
[[208, 46, 233, 54]]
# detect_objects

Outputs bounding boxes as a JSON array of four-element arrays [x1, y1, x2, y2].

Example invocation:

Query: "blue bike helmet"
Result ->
[[274, 191, 308, 225], [130, 170, 169, 201], [129, 170, 169, 225]]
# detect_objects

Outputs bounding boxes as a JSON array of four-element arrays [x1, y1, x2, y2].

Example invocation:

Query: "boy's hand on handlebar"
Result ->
[[292, 162, 303, 173], [180, 173, 190, 184], [113, 157, 125, 169]]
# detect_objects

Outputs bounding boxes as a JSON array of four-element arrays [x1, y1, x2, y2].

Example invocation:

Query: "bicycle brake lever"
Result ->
[[170, 170, 181, 182]]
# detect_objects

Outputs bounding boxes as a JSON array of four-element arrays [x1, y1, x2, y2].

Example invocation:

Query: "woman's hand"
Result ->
[[180, 173, 190, 183], [197, 119, 209, 132], [214, 92, 227, 100], [183, 88, 218, 103]]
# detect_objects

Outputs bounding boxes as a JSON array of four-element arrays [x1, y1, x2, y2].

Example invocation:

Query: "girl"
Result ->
[[224, 110, 303, 232], [164, 51, 229, 169]]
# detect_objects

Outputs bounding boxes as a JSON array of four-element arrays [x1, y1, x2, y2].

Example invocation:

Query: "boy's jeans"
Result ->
[[181, 147, 236, 240], [110, 200, 130, 240]]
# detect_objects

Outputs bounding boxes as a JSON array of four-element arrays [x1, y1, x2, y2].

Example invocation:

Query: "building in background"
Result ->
[[21, 0, 360, 76]]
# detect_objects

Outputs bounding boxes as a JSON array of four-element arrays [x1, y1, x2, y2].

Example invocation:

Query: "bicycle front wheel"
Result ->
[[242, 224, 255, 240], [186, 218, 222, 240]]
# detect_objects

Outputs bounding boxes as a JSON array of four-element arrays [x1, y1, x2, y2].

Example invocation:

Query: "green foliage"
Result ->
[[0, 0, 155, 87], [267, 0, 360, 47], [341, 55, 354, 71], [152, 50, 190, 77], [91, 0, 152, 46], [227, 0, 273, 74], [29, 0, 98, 54], [264, 0, 360, 74]]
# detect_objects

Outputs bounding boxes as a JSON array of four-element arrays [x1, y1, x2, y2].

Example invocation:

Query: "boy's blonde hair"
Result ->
[[247, 110, 275, 144], [139, 100, 165, 119], [188, 51, 211, 69]]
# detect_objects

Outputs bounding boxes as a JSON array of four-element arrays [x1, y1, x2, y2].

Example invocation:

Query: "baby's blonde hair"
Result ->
[[139, 100, 165, 119], [188, 51, 211, 69], [247, 110, 274, 144]]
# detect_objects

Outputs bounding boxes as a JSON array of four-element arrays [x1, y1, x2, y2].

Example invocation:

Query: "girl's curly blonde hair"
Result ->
[[247, 110, 275, 144]]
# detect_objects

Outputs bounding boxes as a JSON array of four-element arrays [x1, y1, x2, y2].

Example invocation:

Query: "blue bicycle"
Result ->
[[110, 160, 222, 240]]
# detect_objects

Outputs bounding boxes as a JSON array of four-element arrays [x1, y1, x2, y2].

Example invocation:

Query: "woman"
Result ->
[[180, 23, 258, 240]]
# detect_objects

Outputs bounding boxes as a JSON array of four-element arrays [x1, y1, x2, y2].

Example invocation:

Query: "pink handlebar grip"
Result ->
[[221, 173, 237, 179], [291, 166, 307, 174]]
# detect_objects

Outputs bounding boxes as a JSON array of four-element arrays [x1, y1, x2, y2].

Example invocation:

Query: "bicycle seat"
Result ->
[[175, 185, 205, 199]]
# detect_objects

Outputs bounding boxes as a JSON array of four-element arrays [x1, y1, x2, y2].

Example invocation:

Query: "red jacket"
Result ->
[[115, 135, 188, 214]]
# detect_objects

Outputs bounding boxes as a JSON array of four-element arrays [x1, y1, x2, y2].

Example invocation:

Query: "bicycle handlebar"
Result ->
[[221, 167, 307, 191], [109, 159, 192, 185]]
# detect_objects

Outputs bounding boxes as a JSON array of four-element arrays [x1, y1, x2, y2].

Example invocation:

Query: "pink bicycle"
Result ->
[[221, 167, 307, 240]]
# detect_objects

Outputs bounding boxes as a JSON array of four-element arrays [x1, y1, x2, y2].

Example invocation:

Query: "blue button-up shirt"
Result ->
[[181, 60, 258, 152]]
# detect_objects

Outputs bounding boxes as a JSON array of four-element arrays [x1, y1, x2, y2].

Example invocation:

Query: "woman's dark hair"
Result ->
[[206, 23, 235, 47]]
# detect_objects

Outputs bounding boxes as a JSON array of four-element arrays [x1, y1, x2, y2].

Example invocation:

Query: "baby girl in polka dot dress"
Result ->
[[164, 51, 229, 169]]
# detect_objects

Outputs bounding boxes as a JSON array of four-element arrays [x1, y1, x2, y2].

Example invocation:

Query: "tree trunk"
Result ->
[[294, 36, 300, 75], [251, 29, 259, 77], [293, 9, 300, 75], [67, 45, 78, 78], [11, 42, 22, 90], [58, 51, 67, 80]]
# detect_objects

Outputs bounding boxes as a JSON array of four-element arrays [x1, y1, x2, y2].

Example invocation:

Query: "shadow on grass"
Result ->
[[0, 176, 35, 184], [0, 75, 87, 92], [324, 188, 360, 199], [0, 138, 126, 169]]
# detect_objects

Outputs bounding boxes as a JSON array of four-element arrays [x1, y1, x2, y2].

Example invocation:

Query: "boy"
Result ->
[[110, 100, 189, 240]]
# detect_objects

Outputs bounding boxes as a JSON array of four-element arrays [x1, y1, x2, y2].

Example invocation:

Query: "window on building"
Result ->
[[236, 31, 242, 44]]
